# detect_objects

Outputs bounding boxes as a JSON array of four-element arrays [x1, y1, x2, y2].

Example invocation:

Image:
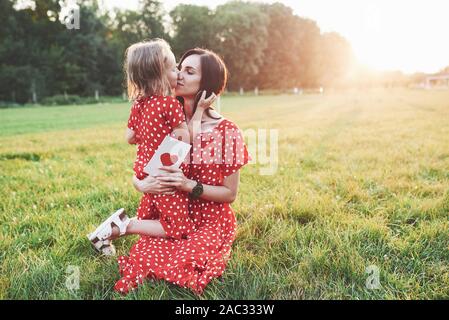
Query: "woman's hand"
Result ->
[[155, 166, 196, 193], [132, 174, 176, 195]]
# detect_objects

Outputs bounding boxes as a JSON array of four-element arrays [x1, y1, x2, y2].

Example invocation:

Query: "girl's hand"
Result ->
[[126, 128, 138, 144], [132, 174, 176, 195], [197, 90, 217, 111], [188, 91, 218, 143], [155, 166, 196, 193]]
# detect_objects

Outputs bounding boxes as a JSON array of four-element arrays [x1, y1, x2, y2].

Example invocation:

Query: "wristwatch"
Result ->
[[188, 181, 203, 199]]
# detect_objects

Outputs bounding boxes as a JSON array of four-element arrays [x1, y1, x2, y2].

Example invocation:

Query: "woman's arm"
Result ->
[[155, 166, 240, 203], [192, 171, 239, 203]]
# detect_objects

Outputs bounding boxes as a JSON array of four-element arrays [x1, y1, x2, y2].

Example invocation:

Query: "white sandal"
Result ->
[[87, 208, 130, 256], [94, 239, 116, 256]]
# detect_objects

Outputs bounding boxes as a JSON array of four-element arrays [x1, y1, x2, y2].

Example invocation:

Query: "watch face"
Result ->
[[191, 182, 203, 197]]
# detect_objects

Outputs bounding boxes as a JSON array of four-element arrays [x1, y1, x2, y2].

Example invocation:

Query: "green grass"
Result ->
[[1, 89, 448, 299]]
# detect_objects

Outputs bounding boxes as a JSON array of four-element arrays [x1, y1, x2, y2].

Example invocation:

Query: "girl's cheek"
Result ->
[[172, 72, 178, 81]]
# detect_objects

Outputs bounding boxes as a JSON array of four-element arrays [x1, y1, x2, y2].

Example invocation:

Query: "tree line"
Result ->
[[0, 0, 418, 104]]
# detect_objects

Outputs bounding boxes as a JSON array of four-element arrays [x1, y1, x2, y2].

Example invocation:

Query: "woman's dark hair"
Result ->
[[177, 48, 228, 120]]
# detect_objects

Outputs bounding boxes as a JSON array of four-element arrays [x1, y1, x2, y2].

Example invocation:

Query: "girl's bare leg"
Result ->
[[109, 218, 166, 239]]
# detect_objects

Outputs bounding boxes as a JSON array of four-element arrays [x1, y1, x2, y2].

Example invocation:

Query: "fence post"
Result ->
[[31, 80, 37, 104]]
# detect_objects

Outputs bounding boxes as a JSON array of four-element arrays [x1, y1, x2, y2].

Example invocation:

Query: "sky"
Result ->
[[103, 0, 449, 74]]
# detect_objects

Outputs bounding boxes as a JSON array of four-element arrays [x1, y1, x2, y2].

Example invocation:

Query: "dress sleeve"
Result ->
[[162, 97, 186, 129], [221, 122, 252, 178], [127, 99, 142, 131], [133, 145, 149, 180]]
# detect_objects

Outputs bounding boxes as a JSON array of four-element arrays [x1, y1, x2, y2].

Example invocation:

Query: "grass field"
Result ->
[[0, 89, 448, 299]]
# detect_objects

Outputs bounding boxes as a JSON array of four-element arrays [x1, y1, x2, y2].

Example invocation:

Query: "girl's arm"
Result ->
[[187, 107, 204, 143], [126, 128, 137, 144], [171, 109, 202, 144], [171, 121, 190, 143], [171, 91, 217, 143], [172, 91, 217, 143], [188, 91, 217, 142], [155, 166, 239, 203]]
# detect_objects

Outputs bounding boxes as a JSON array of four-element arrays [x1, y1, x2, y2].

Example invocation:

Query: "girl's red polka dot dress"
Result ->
[[127, 95, 196, 241], [114, 118, 251, 295]]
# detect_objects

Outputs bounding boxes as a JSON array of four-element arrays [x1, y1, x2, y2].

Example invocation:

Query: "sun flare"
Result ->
[[285, 0, 449, 73]]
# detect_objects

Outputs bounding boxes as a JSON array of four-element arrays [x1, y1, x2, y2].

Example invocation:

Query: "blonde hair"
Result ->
[[125, 38, 173, 100]]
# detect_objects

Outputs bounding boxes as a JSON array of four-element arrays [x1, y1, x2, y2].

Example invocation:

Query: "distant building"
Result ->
[[424, 74, 449, 89]]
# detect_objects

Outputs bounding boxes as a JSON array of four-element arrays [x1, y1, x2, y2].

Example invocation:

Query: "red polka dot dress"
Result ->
[[127, 95, 196, 241], [114, 119, 251, 295]]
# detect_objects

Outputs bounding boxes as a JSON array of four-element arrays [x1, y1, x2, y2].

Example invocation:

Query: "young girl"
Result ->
[[87, 39, 216, 256]]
